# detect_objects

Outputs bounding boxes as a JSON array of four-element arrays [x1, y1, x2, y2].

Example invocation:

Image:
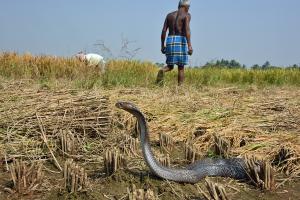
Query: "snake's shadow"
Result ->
[[124, 168, 162, 182]]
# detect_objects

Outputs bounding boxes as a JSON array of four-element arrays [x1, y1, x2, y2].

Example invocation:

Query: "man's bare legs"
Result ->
[[178, 65, 185, 86], [156, 65, 185, 86], [161, 65, 174, 73], [156, 65, 174, 84]]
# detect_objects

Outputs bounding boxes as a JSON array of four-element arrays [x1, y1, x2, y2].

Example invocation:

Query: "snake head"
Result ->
[[115, 101, 139, 112]]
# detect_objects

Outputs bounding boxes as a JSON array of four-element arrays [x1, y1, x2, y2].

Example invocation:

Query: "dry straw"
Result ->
[[63, 159, 88, 193], [59, 129, 76, 156], [185, 142, 202, 163], [198, 179, 230, 200], [0, 70, 299, 197], [0, 88, 112, 164], [127, 184, 157, 200], [245, 155, 275, 190], [214, 134, 231, 158], [5, 159, 44, 195], [0, 89, 111, 139], [121, 135, 140, 157], [159, 133, 174, 153], [158, 154, 171, 167], [272, 146, 300, 176], [104, 148, 127, 176]]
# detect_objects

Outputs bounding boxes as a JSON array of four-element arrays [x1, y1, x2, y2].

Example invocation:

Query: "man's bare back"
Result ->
[[164, 11, 191, 36]]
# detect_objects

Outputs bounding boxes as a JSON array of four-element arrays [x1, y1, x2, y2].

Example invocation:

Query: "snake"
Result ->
[[116, 101, 250, 183]]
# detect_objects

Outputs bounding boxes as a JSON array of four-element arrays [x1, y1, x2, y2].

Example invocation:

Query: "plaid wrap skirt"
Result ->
[[166, 35, 189, 66]]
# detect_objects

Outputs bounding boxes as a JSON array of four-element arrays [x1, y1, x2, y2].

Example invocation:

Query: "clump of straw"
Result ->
[[104, 148, 127, 176], [159, 133, 174, 152], [245, 156, 275, 190], [214, 134, 231, 158], [158, 154, 171, 167], [185, 142, 202, 163], [121, 135, 140, 157], [59, 130, 76, 156], [272, 146, 300, 176], [198, 179, 230, 200], [127, 184, 157, 200], [5, 159, 44, 195], [63, 159, 88, 193]]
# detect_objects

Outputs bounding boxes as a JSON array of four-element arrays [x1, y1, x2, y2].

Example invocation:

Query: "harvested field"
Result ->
[[0, 80, 299, 200]]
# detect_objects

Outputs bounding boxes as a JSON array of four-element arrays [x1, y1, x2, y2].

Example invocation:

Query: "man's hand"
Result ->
[[188, 46, 193, 56], [161, 46, 166, 54]]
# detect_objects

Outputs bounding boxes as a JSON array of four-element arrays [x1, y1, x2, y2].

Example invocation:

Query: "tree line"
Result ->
[[156, 59, 300, 69], [202, 60, 299, 69]]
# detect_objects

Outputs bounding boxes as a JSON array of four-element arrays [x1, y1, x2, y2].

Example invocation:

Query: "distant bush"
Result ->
[[202, 59, 244, 69]]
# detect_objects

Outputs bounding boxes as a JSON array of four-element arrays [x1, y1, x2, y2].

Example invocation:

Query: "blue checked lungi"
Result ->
[[166, 35, 189, 66]]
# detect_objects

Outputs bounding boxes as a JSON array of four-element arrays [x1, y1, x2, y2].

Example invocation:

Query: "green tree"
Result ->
[[262, 61, 271, 69], [251, 64, 261, 69]]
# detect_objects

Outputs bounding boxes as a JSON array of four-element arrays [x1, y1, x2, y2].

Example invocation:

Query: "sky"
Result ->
[[0, 0, 299, 67]]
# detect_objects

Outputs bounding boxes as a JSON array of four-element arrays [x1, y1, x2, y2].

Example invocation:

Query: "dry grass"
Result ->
[[0, 79, 299, 199], [0, 52, 90, 80], [104, 148, 127, 176], [5, 159, 44, 195], [0, 84, 112, 178], [198, 179, 230, 200], [244, 156, 275, 190], [184, 142, 202, 163], [63, 159, 89, 193], [159, 133, 174, 152], [127, 184, 158, 200], [1, 52, 300, 89]]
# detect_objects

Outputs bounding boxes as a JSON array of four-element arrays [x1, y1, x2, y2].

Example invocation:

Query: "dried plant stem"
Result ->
[[104, 148, 127, 176], [36, 113, 62, 171], [159, 133, 174, 152], [158, 154, 171, 167], [245, 155, 275, 190], [127, 184, 157, 200], [199, 179, 230, 200], [214, 134, 231, 158], [185, 142, 201, 163], [64, 159, 88, 193], [6, 159, 44, 195]]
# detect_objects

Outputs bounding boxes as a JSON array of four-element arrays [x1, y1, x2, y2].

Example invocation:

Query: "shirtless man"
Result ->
[[157, 0, 193, 86]]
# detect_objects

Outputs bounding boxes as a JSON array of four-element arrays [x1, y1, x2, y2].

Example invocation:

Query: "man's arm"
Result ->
[[185, 14, 193, 55], [161, 17, 168, 54]]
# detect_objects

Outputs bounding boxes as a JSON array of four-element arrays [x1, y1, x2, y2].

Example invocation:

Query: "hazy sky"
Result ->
[[0, 0, 299, 66]]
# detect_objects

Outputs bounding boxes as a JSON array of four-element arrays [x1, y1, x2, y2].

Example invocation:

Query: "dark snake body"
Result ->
[[116, 102, 249, 183]]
